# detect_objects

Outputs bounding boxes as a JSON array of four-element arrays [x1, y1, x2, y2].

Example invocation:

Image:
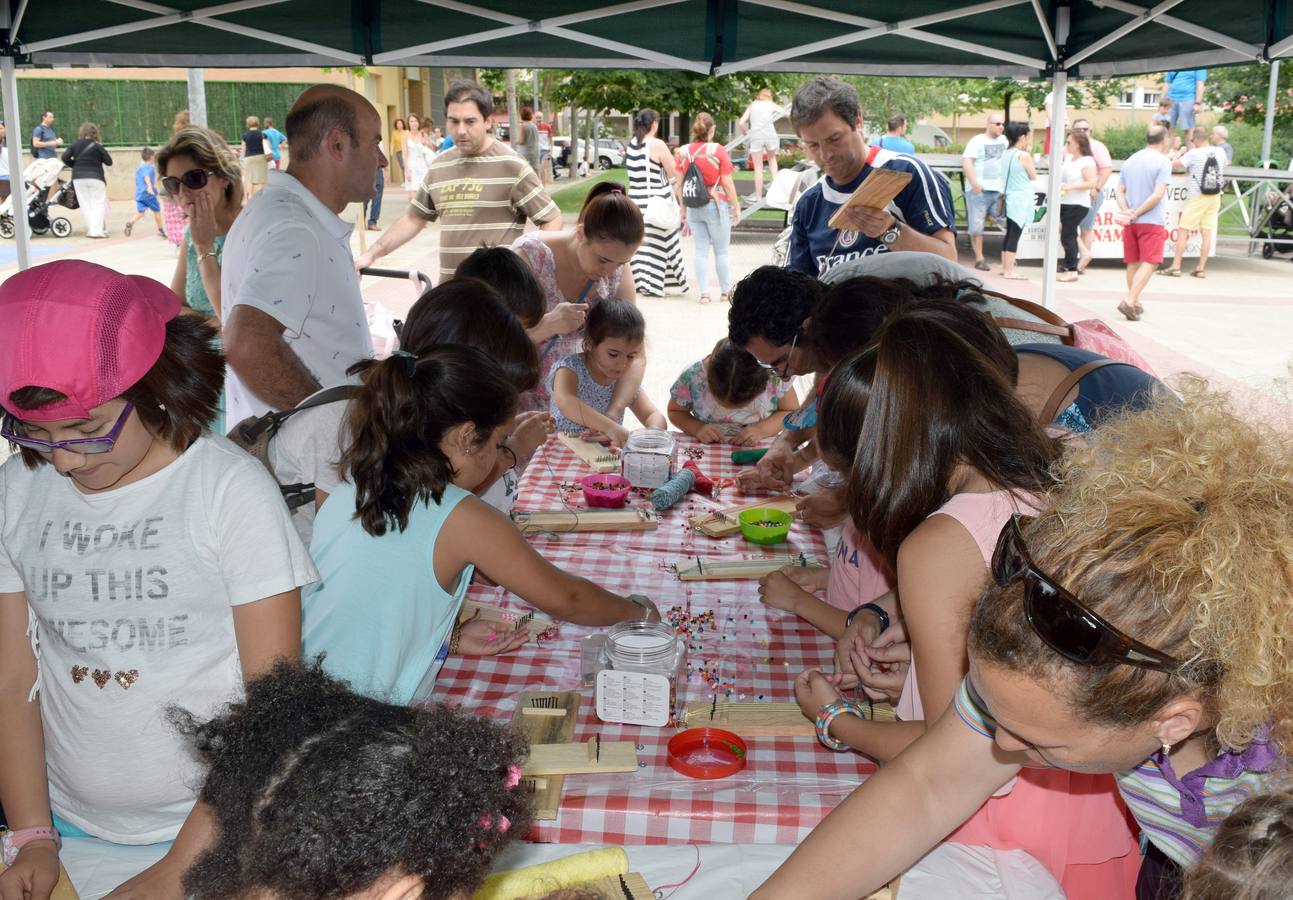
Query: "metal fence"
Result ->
[[17, 79, 312, 146]]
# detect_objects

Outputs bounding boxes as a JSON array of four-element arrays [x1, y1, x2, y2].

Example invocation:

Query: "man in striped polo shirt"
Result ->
[[356, 79, 561, 280]]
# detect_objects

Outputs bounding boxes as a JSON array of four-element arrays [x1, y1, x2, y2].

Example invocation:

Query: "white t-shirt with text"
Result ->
[[963, 133, 1010, 193], [0, 436, 317, 843]]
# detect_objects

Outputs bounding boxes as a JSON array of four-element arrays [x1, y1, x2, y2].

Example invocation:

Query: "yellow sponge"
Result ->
[[474, 847, 630, 900]]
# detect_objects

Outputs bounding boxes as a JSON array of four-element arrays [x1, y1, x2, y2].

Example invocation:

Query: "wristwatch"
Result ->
[[879, 218, 902, 245]]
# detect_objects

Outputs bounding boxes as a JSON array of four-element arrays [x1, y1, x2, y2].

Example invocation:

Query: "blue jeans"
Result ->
[[966, 189, 1001, 235], [1080, 191, 1104, 231], [689, 201, 731, 294], [1170, 99, 1196, 131], [367, 167, 384, 226]]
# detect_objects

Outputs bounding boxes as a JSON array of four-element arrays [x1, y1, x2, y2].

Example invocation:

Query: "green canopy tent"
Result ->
[[3, 0, 1290, 304]]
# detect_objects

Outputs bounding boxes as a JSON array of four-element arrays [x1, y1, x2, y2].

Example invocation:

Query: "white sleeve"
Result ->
[[211, 457, 319, 606], [224, 221, 322, 337], [0, 465, 21, 593], [272, 402, 349, 497]]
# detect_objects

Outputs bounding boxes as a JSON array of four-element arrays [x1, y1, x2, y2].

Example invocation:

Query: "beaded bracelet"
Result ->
[[814, 698, 867, 751]]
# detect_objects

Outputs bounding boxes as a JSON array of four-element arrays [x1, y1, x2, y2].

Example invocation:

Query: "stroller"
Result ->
[[1260, 183, 1293, 259], [0, 157, 75, 239]]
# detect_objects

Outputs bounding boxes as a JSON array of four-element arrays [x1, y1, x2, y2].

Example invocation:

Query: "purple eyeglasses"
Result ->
[[1, 401, 135, 454]]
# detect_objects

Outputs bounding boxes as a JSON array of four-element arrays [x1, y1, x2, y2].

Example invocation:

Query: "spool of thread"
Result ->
[[474, 847, 630, 900], [731, 448, 769, 464], [651, 467, 696, 511]]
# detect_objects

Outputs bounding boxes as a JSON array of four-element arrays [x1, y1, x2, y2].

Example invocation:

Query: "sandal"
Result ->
[[1117, 300, 1142, 322], [1156, 267, 1181, 277], [698, 294, 712, 305], [719, 293, 730, 303], [1000, 271, 1028, 280], [1191, 269, 1207, 278], [123, 221, 133, 237]]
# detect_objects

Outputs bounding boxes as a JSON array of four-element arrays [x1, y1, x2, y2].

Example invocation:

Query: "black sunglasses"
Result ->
[[160, 168, 215, 196], [992, 514, 1180, 672]]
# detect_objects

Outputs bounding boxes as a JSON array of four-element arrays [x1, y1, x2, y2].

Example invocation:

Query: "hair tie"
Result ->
[[608, 185, 623, 194], [390, 349, 418, 376]]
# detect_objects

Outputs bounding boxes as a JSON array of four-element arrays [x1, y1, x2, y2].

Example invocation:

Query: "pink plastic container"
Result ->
[[581, 473, 631, 508]]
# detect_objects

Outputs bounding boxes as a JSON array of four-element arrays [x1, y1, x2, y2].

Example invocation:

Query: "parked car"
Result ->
[[552, 137, 626, 170]]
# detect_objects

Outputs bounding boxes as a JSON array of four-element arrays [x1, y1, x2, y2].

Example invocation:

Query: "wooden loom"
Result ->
[[671, 554, 825, 581], [512, 508, 658, 535], [682, 699, 896, 736], [689, 495, 798, 538], [457, 598, 553, 641], [511, 691, 579, 820], [826, 166, 913, 229], [558, 433, 620, 473]]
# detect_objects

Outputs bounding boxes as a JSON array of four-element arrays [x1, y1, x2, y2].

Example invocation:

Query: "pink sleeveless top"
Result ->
[[894, 490, 1139, 898], [824, 522, 894, 612]]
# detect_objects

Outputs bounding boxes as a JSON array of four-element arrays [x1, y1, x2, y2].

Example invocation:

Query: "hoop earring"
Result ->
[[1161, 741, 1173, 756]]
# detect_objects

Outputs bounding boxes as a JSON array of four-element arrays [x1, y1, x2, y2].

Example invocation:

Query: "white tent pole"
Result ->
[[1041, 7, 1071, 310], [0, 55, 31, 271], [10, 0, 31, 43], [1260, 59, 1280, 165], [1029, 0, 1059, 60], [187, 68, 208, 127]]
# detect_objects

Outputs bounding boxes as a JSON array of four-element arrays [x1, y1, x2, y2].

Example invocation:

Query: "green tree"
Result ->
[[1205, 63, 1293, 130]]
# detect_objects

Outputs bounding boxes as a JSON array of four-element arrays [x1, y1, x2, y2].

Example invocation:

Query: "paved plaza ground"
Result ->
[[4, 179, 1288, 427]]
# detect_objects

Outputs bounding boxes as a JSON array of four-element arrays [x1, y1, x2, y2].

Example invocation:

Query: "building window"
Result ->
[[1117, 90, 1136, 108], [1141, 90, 1160, 108]]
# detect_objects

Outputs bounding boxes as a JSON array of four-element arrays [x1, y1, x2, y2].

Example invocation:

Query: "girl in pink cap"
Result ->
[[0, 260, 316, 900]]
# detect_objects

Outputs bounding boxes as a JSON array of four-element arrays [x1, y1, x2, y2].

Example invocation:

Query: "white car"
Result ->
[[552, 137, 626, 169]]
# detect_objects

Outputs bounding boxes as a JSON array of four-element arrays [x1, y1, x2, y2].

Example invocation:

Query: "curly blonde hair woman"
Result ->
[[755, 382, 1293, 900], [158, 125, 243, 433]]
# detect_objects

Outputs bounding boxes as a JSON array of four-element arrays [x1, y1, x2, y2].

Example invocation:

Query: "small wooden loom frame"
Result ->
[[671, 554, 824, 581], [458, 598, 552, 641], [682, 699, 895, 736], [689, 495, 798, 538], [512, 508, 659, 535], [511, 690, 580, 819], [578, 872, 653, 900], [826, 167, 913, 229], [558, 433, 620, 473]]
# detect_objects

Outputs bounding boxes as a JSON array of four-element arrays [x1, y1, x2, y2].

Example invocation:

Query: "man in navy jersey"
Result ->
[[786, 77, 956, 276]]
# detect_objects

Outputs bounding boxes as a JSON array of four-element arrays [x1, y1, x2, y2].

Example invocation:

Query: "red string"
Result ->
[[652, 845, 702, 899]]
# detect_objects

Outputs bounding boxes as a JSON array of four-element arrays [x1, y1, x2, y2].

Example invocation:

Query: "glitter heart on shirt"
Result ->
[[91, 669, 111, 688], [71, 665, 88, 684], [114, 669, 140, 689]]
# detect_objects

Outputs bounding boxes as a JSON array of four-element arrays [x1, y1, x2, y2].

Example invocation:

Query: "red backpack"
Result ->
[[983, 290, 1159, 375]]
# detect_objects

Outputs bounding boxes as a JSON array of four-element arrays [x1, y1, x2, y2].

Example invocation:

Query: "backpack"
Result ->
[[679, 142, 718, 209], [980, 289, 1159, 375], [1197, 151, 1223, 196], [226, 385, 359, 511]]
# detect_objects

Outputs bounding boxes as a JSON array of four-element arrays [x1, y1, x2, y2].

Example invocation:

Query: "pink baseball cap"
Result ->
[[0, 260, 180, 422]]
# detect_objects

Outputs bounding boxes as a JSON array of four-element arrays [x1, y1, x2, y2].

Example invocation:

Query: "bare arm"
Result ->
[[962, 155, 979, 191], [1130, 183, 1170, 220], [552, 366, 629, 444], [437, 498, 647, 624], [720, 173, 741, 220], [895, 226, 957, 260], [667, 399, 718, 439], [223, 305, 322, 410], [538, 215, 564, 232], [170, 236, 190, 300], [627, 391, 668, 432], [1021, 153, 1038, 180], [354, 208, 427, 269]]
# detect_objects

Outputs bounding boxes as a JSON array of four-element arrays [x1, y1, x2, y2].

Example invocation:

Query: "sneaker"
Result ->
[[974, 259, 991, 271], [157, 229, 167, 239], [1117, 300, 1142, 321], [123, 221, 133, 237], [1056, 271, 1078, 283]]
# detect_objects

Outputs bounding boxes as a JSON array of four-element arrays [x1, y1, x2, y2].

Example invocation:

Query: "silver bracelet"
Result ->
[[195, 250, 218, 265]]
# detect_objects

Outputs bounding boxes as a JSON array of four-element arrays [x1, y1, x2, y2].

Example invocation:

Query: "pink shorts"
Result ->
[[1122, 222, 1166, 264]]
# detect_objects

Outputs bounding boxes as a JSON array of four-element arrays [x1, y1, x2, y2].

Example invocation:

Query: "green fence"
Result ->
[[16, 79, 314, 146]]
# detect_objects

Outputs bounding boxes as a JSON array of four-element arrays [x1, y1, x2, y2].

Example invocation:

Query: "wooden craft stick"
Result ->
[[524, 738, 639, 776], [827, 167, 913, 230], [558, 433, 620, 473], [689, 495, 798, 538], [672, 554, 825, 581], [512, 508, 659, 534]]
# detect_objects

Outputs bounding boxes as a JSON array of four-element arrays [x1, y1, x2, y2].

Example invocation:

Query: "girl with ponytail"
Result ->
[[301, 345, 657, 705]]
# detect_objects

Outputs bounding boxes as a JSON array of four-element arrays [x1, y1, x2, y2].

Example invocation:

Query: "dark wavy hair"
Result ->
[[706, 338, 770, 408], [8, 315, 224, 467], [728, 265, 823, 348], [632, 108, 659, 143], [173, 661, 532, 900], [584, 298, 644, 347], [807, 276, 921, 369], [399, 277, 539, 393], [578, 181, 644, 246], [340, 345, 518, 536], [454, 247, 546, 330], [817, 299, 1058, 566]]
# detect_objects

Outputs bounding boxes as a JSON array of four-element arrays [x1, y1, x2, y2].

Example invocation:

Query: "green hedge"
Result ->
[[17, 79, 313, 146], [1095, 120, 1293, 168]]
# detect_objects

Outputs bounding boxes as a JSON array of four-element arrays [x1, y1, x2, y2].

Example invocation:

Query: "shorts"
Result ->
[[966, 189, 1001, 235], [1179, 193, 1220, 231], [1122, 222, 1167, 265], [1169, 99, 1196, 132], [749, 137, 779, 153], [245, 154, 269, 184], [1079, 191, 1104, 230], [135, 194, 160, 213]]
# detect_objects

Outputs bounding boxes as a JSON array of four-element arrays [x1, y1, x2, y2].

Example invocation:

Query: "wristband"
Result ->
[[1, 827, 61, 866], [814, 699, 867, 751], [846, 602, 890, 634]]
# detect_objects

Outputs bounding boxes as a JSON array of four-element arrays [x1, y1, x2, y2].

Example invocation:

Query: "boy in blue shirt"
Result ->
[[262, 116, 287, 168], [124, 147, 163, 238], [1162, 69, 1207, 132]]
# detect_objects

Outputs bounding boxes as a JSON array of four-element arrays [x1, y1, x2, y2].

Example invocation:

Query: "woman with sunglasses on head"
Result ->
[[158, 126, 244, 434], [754, 384, 1293, 900], [777, 299, 1139, 897], [0, 261, 315, 900]]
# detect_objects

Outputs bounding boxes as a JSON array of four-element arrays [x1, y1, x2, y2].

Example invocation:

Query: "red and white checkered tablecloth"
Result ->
[[431, 433, 874, 845]]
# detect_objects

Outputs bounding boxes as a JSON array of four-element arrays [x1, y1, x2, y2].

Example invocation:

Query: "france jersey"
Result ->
[[786, 147, 956, 277]]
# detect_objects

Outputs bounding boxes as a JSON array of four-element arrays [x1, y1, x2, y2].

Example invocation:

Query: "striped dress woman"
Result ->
[[626, 109, 689, 297]]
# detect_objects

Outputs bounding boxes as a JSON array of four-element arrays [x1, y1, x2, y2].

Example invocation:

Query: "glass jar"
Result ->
[[595, 620, 685, 727], [620, 428, 675, 488]]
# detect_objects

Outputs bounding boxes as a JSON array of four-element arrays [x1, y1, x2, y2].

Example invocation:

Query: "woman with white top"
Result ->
[[1056, 131, 1096, 283], [404, 114, 429, 190], [739, 88, 781, 205]]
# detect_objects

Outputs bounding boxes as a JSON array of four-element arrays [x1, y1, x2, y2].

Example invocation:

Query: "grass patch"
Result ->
[[551, 171, 628, 214]]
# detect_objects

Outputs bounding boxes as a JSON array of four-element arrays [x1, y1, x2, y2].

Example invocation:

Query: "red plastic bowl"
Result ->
[[581, 473, 631, 508], [667, 727, 748, 779]]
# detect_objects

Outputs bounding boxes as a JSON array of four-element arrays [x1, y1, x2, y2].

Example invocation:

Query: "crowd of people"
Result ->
[[1, 74, 1290, 900]]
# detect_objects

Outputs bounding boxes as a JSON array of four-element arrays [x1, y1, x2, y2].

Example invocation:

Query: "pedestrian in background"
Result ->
[[1164, 126, 1227, 278], [30, 110, 61, 159], [62, 121, 112, 238], [878, 114, 916, 154], [124, 147, 164, 238], [1114, 125, 1172, 321], [962, 113, 1008, 271], [515, 106, 542, 175], [678, 112, 741, 304], [404, 113, 427, 189], [162, 110, 191, 246], [998, 122, 1037, 281], [0, 121, 10, 205], [390, 117, 407, 184], [1071, 118, 1113, 273], [626, 108, 689, 297], [366, 141, 387, 232], [241, 115, 269, 198], [738, 87, 782, 206], [1162, 69, 1207, 133], [1055, 129, 1096, 283], [263, 116, 287, 169]]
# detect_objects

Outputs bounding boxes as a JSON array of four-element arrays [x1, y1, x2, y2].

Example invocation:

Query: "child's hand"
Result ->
[[855, 626, 911, 705], [794, 487, 848, 529], [731, 424, 764, 446], [454, 610, 530, 656], [0, 843, 60, 900], [507, 411, 554, 458], [757, 569, 810, 615], [607, 424, 630, 448], [777, 563, 829, 593], [794, 668, 844, 720], [694, 423, 723, 443]]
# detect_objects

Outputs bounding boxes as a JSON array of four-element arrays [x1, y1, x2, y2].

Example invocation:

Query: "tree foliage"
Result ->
[[1205, 63, 1293, 130]]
